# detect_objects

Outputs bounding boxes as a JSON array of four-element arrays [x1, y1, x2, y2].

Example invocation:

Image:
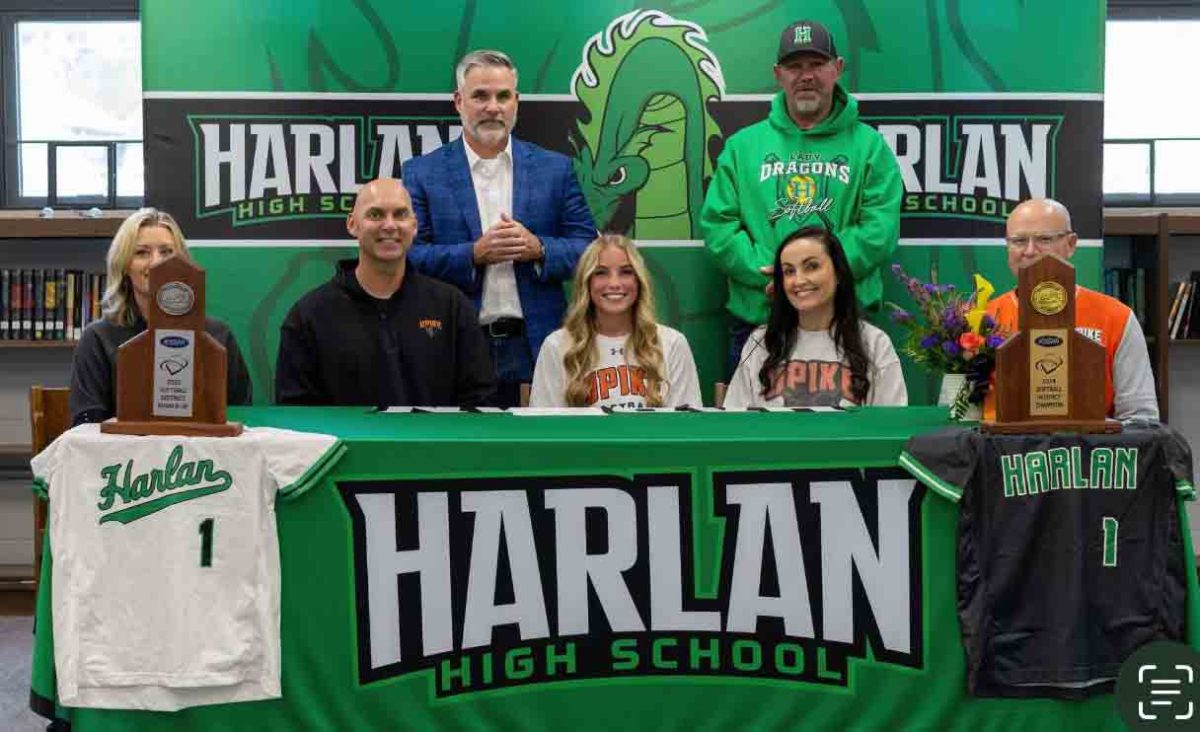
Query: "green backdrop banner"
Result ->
[[140, 1, 1105, 402], [142, 2, 1104, 93]]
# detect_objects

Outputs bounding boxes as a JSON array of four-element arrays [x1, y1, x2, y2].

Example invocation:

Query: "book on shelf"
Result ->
[[42, 269, 57, 341], [1103, 266, 1149, 325], [0, 269, 8, 340], [1172, 281, 1192, 340], [0, 268, 106, 342], [55, 269, 66, 340], [80, 270, 90, 340], [22, 270, 33, 339], [65, 271, 75, 341], [1167, 281, 1185, 338], [1184, 271, 1200, 340], [32, 269, 43, 340]]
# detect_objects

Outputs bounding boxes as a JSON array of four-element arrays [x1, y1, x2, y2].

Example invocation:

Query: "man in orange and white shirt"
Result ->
[[983, 198, 1159, 422]]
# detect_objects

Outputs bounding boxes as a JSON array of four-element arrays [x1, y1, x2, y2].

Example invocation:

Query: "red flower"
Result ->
[[959, 332, 985, 351]]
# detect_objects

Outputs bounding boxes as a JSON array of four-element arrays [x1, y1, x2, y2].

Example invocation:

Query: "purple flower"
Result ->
[[890, 309, 913, 323], [986, 334, 1005, 348], [891, 263, 902, 275], [981, 314, 995, 330], [942, 341, 962, 357], [942, 308, 965, 329], [923, 283, 938, 294], [920, 334, 940, 349]]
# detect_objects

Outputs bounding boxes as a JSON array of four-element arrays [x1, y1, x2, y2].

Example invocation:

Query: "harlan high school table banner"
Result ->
[[32, 407, 1199, 729], [141, 0, 1105, 400]]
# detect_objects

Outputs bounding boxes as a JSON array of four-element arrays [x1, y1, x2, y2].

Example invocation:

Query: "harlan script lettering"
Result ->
[[96, 445, 233, 524]]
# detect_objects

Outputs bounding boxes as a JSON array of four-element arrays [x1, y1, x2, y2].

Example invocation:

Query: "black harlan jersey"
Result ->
[[900, 423, 1196, 699]]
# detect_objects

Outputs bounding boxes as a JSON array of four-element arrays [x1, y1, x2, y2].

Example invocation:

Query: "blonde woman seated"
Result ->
[[70, 208, 252, 425], [724, 227, 907, 409], [529, 235, 702, 409]]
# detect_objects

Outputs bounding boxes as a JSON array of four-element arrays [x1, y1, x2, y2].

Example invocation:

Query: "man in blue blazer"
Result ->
[[402, 49, 597, 407]]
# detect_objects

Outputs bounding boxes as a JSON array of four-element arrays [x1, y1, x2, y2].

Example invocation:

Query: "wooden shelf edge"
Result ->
[[1105, 208, 1200, 236], [0, 340, 79, 348], [0, 210, 132, 239]]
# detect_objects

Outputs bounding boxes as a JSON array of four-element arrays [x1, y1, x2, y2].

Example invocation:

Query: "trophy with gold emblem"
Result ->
[[982, 254, 1118, 434], [101, 256, 243, 437]]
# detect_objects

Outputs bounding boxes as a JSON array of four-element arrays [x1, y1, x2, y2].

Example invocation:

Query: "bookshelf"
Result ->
[[0, 212, 125, 457], [1103, 208, 1200, 423]]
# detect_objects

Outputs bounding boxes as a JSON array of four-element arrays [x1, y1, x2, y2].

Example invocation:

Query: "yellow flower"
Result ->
[[965, 274, 995, 334]]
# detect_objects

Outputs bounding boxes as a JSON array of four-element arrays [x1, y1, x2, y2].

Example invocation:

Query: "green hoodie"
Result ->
[[700, 85, 902, 325]]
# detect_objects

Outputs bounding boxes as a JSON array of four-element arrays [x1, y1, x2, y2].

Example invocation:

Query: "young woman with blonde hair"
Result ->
[[529, 235, 701, 408], [69, 208, 252, 425]]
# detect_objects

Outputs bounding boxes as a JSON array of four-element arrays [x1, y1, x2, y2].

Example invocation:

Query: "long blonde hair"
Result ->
[[101, 208, 191, 326], [561, 235, 667, 406]]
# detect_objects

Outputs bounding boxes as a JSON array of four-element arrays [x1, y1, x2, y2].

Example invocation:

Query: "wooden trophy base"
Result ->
[[980, 418, 1121, 435], [101, 419, 244, 437]]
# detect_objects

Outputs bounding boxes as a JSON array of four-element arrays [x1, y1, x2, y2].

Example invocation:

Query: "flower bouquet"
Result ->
[[888, 265, 1008, 419]]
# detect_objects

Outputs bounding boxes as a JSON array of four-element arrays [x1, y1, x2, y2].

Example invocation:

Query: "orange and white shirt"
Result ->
[[723, 322, 908, 409], [982, 286, 1158, 421], [529, 324, 702, 409]]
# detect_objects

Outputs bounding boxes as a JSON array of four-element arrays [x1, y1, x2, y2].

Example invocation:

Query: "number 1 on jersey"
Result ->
[[1101, 516, 1118, 567], [199, 518, 215, 567]]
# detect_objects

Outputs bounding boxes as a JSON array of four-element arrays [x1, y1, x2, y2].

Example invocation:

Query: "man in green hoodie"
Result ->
[[700, 19, 902, 376]]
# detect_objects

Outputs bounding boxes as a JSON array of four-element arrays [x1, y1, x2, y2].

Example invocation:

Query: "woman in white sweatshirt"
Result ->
[[724, 226, 907, 409], [529, 235, 701, 409]]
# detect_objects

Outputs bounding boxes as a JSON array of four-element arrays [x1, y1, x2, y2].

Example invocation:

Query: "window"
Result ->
[[2, 8, 141, 209], [1104, 17, 1200, 205]]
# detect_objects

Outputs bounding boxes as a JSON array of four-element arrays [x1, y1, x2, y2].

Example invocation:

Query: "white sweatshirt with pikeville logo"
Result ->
[[724, 322, 908, 409], [529, 324, 702, 409]]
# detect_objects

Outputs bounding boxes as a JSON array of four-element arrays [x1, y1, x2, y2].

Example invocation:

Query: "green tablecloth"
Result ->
[[31, 407, 1199, 730]]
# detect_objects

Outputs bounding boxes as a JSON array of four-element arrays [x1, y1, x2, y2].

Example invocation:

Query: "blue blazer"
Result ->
[[402, 136, 597, 356]]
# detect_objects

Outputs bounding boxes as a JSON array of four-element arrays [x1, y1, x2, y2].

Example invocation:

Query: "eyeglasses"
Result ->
[[1005, 231, 1072, 251]]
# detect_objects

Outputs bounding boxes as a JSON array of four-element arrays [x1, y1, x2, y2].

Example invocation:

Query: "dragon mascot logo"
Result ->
[[571, 10, 725, 239]]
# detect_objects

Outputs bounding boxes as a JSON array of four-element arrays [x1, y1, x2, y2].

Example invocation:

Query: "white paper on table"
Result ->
[[508, 407, 608, 417], [743, 406, 846, 413]]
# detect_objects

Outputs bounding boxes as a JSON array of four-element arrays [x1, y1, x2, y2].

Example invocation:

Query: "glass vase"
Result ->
[[938, 373, 982, 421]]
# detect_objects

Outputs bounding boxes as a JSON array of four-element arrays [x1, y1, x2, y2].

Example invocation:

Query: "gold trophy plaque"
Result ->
[[981, 254, 1118, 434], [1028, 328, 1069, 416]]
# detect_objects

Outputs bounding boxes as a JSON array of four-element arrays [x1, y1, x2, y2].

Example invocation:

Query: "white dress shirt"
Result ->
[[465, 138, 523, 324]]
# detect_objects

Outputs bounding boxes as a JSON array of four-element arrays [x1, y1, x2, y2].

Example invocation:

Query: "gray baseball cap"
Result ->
[[777, 19, 838, 63]]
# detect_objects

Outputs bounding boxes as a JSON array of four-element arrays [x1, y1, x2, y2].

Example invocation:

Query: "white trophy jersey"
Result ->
[[31, 424, 345, 711]]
